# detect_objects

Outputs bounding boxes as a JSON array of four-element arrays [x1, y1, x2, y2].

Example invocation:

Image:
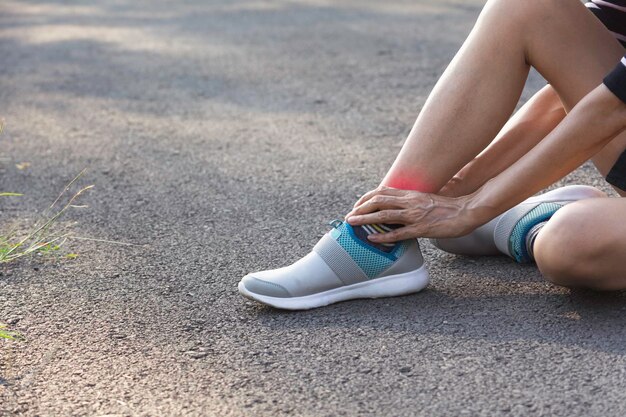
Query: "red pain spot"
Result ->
[[382, 168, 437, 193]]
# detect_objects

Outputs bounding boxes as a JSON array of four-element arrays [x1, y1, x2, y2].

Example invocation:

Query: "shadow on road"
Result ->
[[247, 267, 626, 356]]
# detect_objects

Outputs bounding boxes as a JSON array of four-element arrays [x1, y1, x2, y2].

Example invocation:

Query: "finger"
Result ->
[[346, 209, 406, 226], [346, 195, 410, 219], [352, 188, 382, 209], [367, 226, 419, 243], [352, 186, 406, 209]]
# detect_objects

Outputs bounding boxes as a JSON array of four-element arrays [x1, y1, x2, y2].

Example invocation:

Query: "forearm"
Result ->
[[441, 85, 566, 197], [470, 84, 626, 223]]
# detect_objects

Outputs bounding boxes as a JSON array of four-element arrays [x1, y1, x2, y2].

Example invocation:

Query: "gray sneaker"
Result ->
[[238, 220, 429, 310], [431, 185, 605, 260]]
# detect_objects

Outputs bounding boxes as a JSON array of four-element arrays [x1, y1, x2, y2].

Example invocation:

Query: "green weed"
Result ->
[[0, 170, 93, 264], [1, 171, 94, 341], [0, 323, 23, 340]]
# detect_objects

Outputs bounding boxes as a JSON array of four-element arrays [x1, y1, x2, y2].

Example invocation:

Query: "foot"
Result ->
[[238, 220, 429, 310], [431, 185, 605, 259]]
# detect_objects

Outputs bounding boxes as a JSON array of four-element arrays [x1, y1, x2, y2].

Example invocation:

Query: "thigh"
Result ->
[[534, 197, 626, 290], [584, 0, 626, 191]]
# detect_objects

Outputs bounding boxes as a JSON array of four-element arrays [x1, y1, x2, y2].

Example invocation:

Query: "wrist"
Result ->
[[463, 181, 502, 228]]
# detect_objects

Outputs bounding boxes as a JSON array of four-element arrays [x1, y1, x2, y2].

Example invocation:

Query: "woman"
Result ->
[[238, 0, 626, 310]]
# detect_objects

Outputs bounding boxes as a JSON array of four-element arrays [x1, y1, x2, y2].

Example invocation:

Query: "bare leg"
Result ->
[[535, 197, 626, 290], [380, 0, 624, 194]]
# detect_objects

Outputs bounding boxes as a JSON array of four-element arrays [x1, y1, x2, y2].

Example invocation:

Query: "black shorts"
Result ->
[[606, 149, 626, 191], [586, 1, 626, 49]]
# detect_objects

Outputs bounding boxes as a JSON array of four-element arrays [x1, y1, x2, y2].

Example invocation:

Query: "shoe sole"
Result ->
[[238, 264, 429, 310]]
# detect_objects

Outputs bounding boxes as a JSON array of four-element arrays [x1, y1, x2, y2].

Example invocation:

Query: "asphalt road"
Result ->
[[1, 1, 626, 416]]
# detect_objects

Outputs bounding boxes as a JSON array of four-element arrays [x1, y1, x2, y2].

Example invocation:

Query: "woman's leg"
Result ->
[[534, 197, 626, 290], [381, 0, 624, 194], [239, 0, 626, 309]]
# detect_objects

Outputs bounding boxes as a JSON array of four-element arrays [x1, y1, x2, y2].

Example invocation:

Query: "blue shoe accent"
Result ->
[[509, 202, 562, 263], [333, 221, 409, 278]]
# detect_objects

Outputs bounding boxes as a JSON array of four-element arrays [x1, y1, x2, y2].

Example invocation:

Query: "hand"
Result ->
[[345, 185, 485, 243]]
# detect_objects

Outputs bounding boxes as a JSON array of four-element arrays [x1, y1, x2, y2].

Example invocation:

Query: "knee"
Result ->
[[534, 201, 613, 290], [533, 206, 579, 286], [482, 0, 564, 27]]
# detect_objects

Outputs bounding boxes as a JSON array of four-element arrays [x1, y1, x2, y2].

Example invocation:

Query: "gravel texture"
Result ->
[[1, 0, 625, 416]]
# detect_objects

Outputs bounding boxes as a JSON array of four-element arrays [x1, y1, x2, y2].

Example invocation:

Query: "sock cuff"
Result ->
[[525, 221, 548, 262]]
